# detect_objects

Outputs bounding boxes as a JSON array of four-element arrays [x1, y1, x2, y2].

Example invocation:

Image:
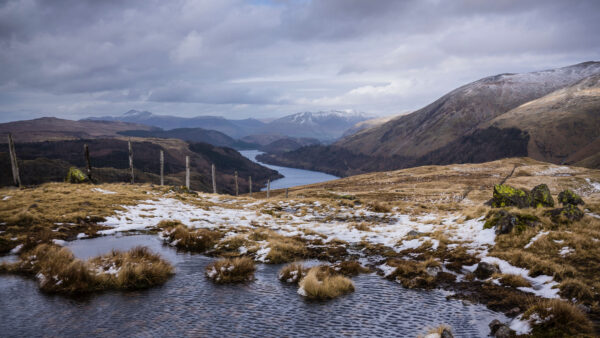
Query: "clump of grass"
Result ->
[[558, 278, 594, 301], [442, 246, 480, 272], [265, 234, 307, 264], [278, 263, 307, 284], [493, 249, 575, 281], [9, 244, 173, 294], [368, 202, 391, 213], [523, 299, 593, 336], [334, 261, 369, 276], [419, 325, 453, 338], [297, 266, 354, 300], [493, 273, 531, 288], [158, 221, 222, 252], [90, 246, 174, 290], [386, 258, 440, 289], [205, 257, 255, 283]]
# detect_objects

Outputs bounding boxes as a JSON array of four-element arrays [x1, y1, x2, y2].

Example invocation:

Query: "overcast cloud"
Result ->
[[0, 0, 599, 122]]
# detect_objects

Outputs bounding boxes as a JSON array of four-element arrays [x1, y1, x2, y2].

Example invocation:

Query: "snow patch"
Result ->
[[92, 188, 116, 195], [524, 231, 549, 249]]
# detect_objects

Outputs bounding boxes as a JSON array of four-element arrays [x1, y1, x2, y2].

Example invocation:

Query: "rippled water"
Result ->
[[0, 235, 506, 337], [239, 150, 339, 190]]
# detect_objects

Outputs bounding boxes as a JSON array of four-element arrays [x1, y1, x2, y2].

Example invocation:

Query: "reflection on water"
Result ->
[[239, 150, 339, 191], [0, 235, 505, 337]]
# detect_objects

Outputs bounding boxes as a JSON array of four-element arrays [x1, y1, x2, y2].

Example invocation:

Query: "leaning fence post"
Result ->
[[185, 156, 190, 189], [234, 171, 238, 196], [84, 143, 93, 183], [160, 150, 164, 186], [285, 188, 289, 199], [267, 179, 271, 198], [128, 139, 134, 184], [211, 164, 217, 194], [249, 176, 252, 197], [7, 133, 21, 187]]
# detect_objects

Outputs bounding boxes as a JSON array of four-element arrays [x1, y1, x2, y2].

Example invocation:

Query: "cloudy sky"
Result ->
[[0, 0, 599, 122]]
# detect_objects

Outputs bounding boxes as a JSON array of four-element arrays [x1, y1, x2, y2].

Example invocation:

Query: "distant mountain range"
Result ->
[[85, 109, 371, 141], [259, 61, 600, 176]]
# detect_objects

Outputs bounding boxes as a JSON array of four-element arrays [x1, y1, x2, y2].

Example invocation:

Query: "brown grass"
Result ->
[[158, 221, 223, 252], [205, 257, 255, 283], [524, 299, 594, 336], [278, 263, 307, 284], [493, 273, 531, 288], [419, 325, 452, 338], [298, 266, 354, 300], [334, 261, 370, 276], [5, 244, 173, 294], [558, 278, 595, 301], [264, 232, 307, 264], [386, 258, 439, 289]]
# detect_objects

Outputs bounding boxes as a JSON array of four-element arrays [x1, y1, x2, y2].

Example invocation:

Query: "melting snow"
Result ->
[[524, 231, 549, 249], [92, 188, 116, 195]]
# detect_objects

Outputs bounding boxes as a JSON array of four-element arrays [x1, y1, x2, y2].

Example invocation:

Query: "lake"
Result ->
[[239, 150, 339, 191]]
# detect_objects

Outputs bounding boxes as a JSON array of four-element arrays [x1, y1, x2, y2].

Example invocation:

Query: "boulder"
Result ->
[[547, 204, 584, 224], [557, 189, 584, 206], [474, 262, 499, 279], [530, 184, 554, 208], [65, 167, 88, 184], [491, 184, 531, 208], [484, 210, 540, 234], [489, 320, 512, 338]]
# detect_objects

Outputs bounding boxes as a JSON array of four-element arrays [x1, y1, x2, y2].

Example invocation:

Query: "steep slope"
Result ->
[[342, 114, 398, 137], [87, 110, 266, 138], [117, 128, 256, 149], [337, 62, 600, 158], [0, 117, 156, 143], [485, 74, 600, 165], [263, 110, 370, 140]]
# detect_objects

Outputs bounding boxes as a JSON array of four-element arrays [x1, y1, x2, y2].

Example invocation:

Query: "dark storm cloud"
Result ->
[[0, 0, 599, 121]]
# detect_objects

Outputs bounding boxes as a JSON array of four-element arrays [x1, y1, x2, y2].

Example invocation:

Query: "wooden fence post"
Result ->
[[267, 179, 270, 198], [128, 139, 134, 184], [160, 150, 164, 186], [249, 176, 252, 197], [7, 133, 21, 187], [234, 171, 238, 196], [211, 164, 217, 194], [285, 188, 289, 199], [84, 143, 93, 182], [185, 156, 190, 189]]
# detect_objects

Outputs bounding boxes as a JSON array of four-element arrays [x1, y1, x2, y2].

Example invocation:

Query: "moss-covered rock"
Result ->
[[557, 190, 584, 206], [484, 210, 540, 234], [491, 184, 531, 208], [530, 184, 554, 208], [547, 204, 584, 224], [65, 167, 89, 184]]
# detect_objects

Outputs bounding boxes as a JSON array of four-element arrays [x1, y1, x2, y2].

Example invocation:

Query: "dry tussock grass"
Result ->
[[4, 244, 173, 294], [492, 273, 531, 288], [524, 299, 594, 337], [205, 257, 255, 283], [298, 266, 354, 300], [278, 263, 307, 284], [157, 220, 223, 252], [334, 261, 369, 276]]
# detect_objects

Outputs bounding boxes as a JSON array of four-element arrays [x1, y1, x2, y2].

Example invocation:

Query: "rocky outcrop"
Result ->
[[530, 184, 554, 208], [490, 184, 531, 208], [474, 262, 500, 279], [484, 210, 540, 234], [489, 320, 512, 338], [65, 167, 88, 184], [557, 189, 584, 206]]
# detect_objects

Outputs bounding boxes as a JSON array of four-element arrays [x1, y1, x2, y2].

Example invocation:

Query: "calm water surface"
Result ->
[[0, 234, 507, 337], [239, 150, 339, 190]]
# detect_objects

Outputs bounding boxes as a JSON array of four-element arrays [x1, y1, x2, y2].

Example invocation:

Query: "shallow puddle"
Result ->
[[0, 234, 507, 337]]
